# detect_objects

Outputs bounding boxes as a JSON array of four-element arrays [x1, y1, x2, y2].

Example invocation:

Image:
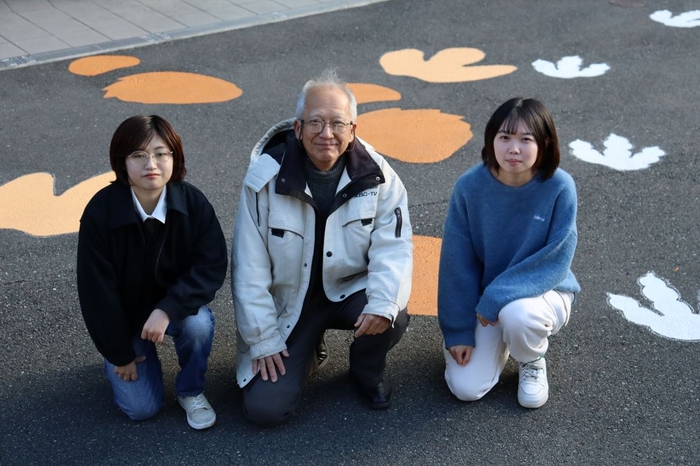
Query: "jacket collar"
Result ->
[[274, 130, 384, 197], [109, 182, 188, 230]]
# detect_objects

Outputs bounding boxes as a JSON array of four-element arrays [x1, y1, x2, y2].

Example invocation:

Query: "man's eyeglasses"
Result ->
[[301, 119, 353, 135], [126, 150, 173, 166]]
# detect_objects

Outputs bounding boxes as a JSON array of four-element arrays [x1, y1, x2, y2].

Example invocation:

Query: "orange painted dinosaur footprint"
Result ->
[[0, 172, 113, 236], [380, 47, 516, 83], [348, 83, 472, 164]]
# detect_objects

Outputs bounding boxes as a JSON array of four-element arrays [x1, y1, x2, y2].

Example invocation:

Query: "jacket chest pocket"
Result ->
[[336, 196, 378, 259], [267, 211, 305, 287]]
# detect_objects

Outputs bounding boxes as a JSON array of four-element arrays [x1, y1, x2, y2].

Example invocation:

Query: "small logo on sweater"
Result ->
[[533, 215, 546, 222]]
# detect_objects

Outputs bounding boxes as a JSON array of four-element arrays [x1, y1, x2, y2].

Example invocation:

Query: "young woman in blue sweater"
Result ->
[[438, 98, 580, 408]]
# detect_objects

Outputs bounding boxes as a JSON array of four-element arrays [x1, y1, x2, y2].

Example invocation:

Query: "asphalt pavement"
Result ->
[[1, 0, 699, 465]]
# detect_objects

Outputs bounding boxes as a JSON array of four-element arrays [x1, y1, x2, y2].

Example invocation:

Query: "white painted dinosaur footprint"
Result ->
[[569, 134, 664, 171], [650, 10, 700, 28], [608, 272, 700, 341], [531, 55, 609, 78]]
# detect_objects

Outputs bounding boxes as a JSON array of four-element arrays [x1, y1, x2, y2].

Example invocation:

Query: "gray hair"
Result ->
[[294, 68, 358, 121]]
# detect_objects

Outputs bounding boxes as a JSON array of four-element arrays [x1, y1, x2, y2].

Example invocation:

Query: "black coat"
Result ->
[[77, 181, 228, 366]]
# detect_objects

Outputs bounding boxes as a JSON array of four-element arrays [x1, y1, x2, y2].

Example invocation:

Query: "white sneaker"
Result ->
[[178, 393, 216, 430], [518, 357, 548, 409]]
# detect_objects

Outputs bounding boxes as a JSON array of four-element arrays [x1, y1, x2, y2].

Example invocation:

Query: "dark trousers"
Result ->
[[242, 290, 409, 426]]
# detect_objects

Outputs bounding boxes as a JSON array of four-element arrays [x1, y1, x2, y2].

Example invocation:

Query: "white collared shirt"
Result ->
[[131, 186, 168, 224]]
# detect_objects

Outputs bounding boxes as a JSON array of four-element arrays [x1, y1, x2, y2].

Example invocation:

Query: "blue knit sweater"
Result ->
[[438, 164, 581, 348]]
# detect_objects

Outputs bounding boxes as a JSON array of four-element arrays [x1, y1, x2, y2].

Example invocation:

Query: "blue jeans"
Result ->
[[104, 306, 215, 421]]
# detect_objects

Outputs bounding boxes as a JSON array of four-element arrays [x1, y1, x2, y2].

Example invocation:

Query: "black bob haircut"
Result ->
[[481, 97, 560, 180]]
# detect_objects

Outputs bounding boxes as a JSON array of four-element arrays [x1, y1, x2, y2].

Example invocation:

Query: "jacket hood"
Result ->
[[244, 119, 386, 196], [250, 119, 295, 163]]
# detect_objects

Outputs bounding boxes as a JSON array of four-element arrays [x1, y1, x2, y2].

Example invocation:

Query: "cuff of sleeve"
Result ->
[[157, 296, 188, 322], [249, 333, 287, 360], [444, 331, 476, 349], [106, 347, 137, 367], [475, 294, 500, 323], [362, 299, 400, 324]]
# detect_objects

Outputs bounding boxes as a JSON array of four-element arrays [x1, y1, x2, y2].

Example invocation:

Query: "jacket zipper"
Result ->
[[255, 192, 261, 227], [394, 207, 402, 238]]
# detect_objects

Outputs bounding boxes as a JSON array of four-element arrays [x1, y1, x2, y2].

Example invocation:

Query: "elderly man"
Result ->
[[232, 69, 413, 426]]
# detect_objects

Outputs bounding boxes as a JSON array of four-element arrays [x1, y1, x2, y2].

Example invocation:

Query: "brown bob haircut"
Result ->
[[109, 115, 187, 185], [481, 97, 560, 180]]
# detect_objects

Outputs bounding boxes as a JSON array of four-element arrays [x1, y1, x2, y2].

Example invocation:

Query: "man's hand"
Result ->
[[354, 314, 390, 338], [253, 350, 289, 382], [114, 356, 147, 381], [141, 308, 170, 343], [448, 345, 473, 366]]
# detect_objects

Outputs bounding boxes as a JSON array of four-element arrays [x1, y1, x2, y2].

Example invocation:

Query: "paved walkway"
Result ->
[[0, 0, 385, 69]]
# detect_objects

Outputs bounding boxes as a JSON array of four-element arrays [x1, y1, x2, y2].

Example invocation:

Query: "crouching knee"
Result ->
[[120, 401, 162, 421], [243, 400, 292, 428], [447, 381, 489, 402], [181, 306, 215, 343], [445, 370, 493, 402], [243, 390, 298, 428]]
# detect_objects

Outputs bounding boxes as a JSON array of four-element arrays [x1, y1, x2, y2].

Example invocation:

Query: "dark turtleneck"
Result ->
[[303, 153, 347, 217], [302, 153, 346, 300]]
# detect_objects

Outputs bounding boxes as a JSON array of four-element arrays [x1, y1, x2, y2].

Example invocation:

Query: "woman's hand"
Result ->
[[448, 345, 473, 366], [114, 356, 146, 381], [141, 308, 170, 343]]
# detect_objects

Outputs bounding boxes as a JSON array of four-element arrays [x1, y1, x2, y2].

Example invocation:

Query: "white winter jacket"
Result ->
[[232, 119, 413, 387]]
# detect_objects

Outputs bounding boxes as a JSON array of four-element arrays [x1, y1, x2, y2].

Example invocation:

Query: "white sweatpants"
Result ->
[[444, 290, 572, 401]]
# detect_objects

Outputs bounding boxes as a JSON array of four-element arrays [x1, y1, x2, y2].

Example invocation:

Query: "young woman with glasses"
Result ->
[[77, 115, 227, 429]]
